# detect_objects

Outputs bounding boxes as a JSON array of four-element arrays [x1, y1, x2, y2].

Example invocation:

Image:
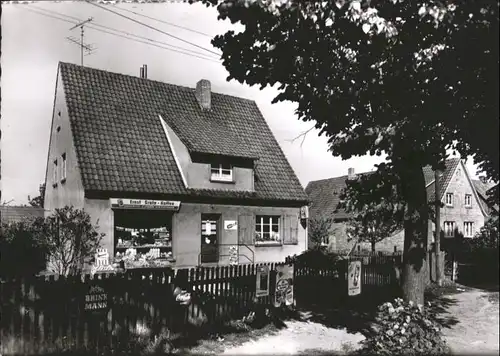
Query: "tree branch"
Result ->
[[286, 125, 317, 148]]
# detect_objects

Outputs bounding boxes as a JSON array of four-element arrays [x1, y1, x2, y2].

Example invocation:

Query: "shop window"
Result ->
[[210, 163, 233, 182], [113, 210, 173, 269], [255, 215, 281, 244]]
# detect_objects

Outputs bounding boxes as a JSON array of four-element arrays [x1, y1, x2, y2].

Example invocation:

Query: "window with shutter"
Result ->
[[283, 214, 299, 245], [238, 215, 255, 245]]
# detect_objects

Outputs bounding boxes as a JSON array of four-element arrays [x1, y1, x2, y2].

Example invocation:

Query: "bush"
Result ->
[[361, 298, 450, 355], [0, 218, 48, 279]]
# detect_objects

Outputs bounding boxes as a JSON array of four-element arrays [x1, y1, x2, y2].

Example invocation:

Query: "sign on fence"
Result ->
[[274, 264, 294, 307], [83, 284, 109, 314], [256, 265, 270, 297], [348, 260, 362, 296]]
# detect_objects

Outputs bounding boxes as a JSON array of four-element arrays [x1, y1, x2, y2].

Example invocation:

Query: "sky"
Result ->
[[0, 1, 481, 205]]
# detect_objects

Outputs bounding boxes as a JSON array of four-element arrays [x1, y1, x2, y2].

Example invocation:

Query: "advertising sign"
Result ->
[[256, 265, 270, 297], [224, 220, 238, 230], [83, 284, 109, 315], [110, 198, 181, 211], [348, 260, 362, 296], [274, 264, 294, 307]]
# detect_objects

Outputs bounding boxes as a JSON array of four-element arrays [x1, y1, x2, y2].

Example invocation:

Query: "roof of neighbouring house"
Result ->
[[305, 158, 462, 221], [0, 206, 45, 224], [472, 179, 499, 213], [57, 62, 307, 203]]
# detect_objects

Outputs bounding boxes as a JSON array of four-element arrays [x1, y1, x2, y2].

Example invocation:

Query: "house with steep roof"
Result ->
[[306, 159, 490, 253], [43, 62, 309, 269]]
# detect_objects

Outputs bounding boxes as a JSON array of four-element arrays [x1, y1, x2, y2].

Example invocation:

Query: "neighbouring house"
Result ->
[[0, 205, 45, 225], [43, 62, 309, 269], [472, 177, 499, 217], [306, 158, 490, 254]]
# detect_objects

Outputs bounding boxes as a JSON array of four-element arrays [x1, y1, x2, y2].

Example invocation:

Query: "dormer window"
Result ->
[[210, 163, 233, 182]]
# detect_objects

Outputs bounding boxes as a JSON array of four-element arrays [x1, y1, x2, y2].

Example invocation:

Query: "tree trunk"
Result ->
[[371, 240, 376, 253], [400, 165, 429, 305]]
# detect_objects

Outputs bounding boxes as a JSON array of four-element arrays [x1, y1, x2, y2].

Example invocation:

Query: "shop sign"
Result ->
[[300, 206, 309, 219], [83, 284, 109, 314], [110, 198, 181, 211], [256, 265, 270, 297], [274, 264, 294, 307], [348, 260, 362, 296], [224, 220, 238, 230]]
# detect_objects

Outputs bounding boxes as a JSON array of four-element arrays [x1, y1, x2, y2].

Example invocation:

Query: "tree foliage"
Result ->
[[0, 218, 48, 279], [42, 206, 104, 276], [342, 173, 405, 252], [195, 0, 498, 303], [308, 216, 333, 250]]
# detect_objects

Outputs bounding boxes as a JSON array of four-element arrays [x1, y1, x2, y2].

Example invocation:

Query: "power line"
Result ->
[[84, 0, 221, 57], [111, 5, 214, 38], [20, 6, 220, 64], [28, 4, 219, 60]]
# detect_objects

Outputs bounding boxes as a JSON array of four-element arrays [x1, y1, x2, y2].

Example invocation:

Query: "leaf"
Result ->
[[362, 23, 371, 34]]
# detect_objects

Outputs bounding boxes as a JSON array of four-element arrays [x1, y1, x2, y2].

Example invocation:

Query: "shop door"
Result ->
[[201, 214, 220, 263]]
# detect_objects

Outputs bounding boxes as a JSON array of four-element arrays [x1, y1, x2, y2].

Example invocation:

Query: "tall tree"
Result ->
[[196, 0, 498, 303]]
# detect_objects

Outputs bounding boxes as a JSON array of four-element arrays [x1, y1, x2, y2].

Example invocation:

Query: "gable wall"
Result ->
[[44, 70, 85, 215], [440, 163, 485, 237]]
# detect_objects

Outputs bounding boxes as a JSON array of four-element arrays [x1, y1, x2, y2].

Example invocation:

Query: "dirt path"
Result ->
[[441, 289, 499, 355], [221, 319, 365, 355]]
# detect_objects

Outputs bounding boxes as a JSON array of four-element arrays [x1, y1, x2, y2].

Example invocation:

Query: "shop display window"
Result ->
[[113, 210, 174, 269]]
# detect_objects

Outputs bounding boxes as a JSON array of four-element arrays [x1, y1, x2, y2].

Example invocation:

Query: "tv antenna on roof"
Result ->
[[68, 17, 95, 66]]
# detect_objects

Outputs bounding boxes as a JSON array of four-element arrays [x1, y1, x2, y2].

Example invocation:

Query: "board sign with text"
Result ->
[[110, 198, 181, 211], [348, 260, 362, 296], [256, 265, 270, 297], [83, 284, 110, 315], [224, 220, 238, 230], [274, 264, 294, 307]]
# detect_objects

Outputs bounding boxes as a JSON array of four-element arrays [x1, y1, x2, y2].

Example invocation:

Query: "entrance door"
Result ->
[[201, 214, 220, 263]]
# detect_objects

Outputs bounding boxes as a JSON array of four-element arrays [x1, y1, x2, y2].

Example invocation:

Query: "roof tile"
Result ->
[[59, 62, 307, 202], [306, 158, 462, 221]]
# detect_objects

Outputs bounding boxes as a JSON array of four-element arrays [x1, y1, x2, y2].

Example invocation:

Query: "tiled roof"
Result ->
[[425, 158, 461, 203], [472, 179, 499, 213], [59, 62, 307, 203], [0, 206, 45, 224], [306, 158, 462, 221], [305, 175, 353, 220]]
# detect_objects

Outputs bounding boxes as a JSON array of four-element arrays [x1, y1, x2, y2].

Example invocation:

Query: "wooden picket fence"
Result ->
[[1, 258, 401, 355]]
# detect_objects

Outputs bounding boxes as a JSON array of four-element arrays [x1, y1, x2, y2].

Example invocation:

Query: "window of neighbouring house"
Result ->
[[53, 159, 58, 186], [210, 163, 233, 182], [255, 215, 281, 244], [464, 194, 472, 207], [444, 221, 455, 237], [61, 153, 67, 182], [445, 193, 454, 206], [464, 222, 474, 238]]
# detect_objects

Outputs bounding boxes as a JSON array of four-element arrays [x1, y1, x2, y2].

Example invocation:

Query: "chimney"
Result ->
[[347, 167, 356, 180], [195, 79, 211, 110], [139, 64, 148, 79]]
